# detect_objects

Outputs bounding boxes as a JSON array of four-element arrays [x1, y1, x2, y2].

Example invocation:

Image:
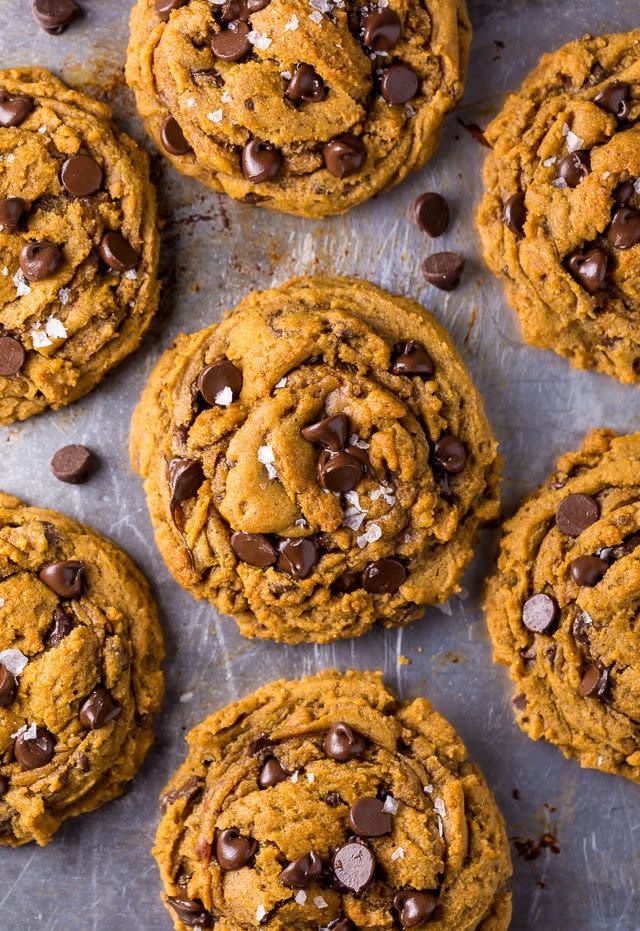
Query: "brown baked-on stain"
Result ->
[[512, 832, 560, 861]]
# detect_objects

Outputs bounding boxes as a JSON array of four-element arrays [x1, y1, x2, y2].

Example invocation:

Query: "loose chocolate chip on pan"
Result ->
[[422, 252, 465, 291], [215, 828, 258, 870], [19, 241, 61, 281], [390, 340, 434, 377], [98, 232, 139, 271], [614, 180, 635, 206], [241, 139, 282, 183], [0, 197, 28, 233], [323, 722, 366, 761], [230, 531, 277, 567], [323, 134, 367, 179], [333, 841, 376, 893], [280, 851, 323, 888], [0, 664, 17, 708], [0, 336, 26, 376], [394, 891, 438, 927], [555, 493, 599, 536], [302, 413, 348, 451], [570, 555, 608, 587], [411, 193, 449, 237], [167, 897, 213, 928], [50, 444, 96, 484], [258, 756, 288, 788], [578, 663, 609, 698], [160, 116, 191, 155], [198, 360, 243, 405], [557, 150, 591, 187], [33, 0, 80, 33], [522, 594, 558, 633], [154, 0, 187, 20], [608, 207, 640, 249], [348, 797, 392, 837], [45, 605, 74, 648], [594, 81, 631, 121], [168, 457, 205, 510], [79, 687, 121, 729], [433, 435, 466, 474], [0, 93, 33, 127], [39, 560, 85, 598], [380, 64, 419, 105], [317, 449, 364, 492], [362, 558, 406, 595], [503, 193, 526, 235], [286, 64, 326, 103], [277, 537, 318, 579], [60, 154, 102, 197], [14, 726, 55, 770], [211, 21, 251, 62], [362, 8, 402, 51]]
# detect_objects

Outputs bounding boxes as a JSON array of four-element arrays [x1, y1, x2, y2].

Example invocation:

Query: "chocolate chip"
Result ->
[[302, 413, 348, 452], [211, 21, 251, 62], [556, 493, 599, 536], [411, 193, 449, 237], [323, 722, 366, 761], [45, 605, 74, 648], [168, 457, 204, 510], [503, 193, 526, 235], [572, 611, 591, 648], [579, 662, 609, 698], [19, 240, 61, 281], [422, 252, 465, 291], [32, 0, 80, 33], [39, 560, 84, 598], [0, 664, 17, 708], [614, 180, 635, 206], [248, 732, 274, 755], [215, 828, 257, 870], [154, 0, 187, 20], [60, 155, 102, 197], [608, 206, 640, 249], [328, 921, 355, 931], [594, 81, 631, 121], [362, 8, 402, 51], [433, 435, 466, 474], [0, 197, 28, 233], [79, 687, 121, 729], [219, 0, 248, 22], [348, 797, 392, 837], [317, 449, 364, 492], [557, 150, 591, 187], [98, 232, 139, 271], [286, 64, 326, 103], [570, 555, 608, 587], [390, 340, 434, 377], [198, 360, 243, 405], [323, 134, 367, 179], [362, 558, 406, 595], [167, 897, 213, 928], [394, 891, 438, 927], [0, 93, 33, 127], [159, 776, 201, 813], [258, 756, 288, 788], [0, 336, 26, 376], [0, 775, 8, 796], [160, 116, 191, 156], [522, 594, 558, 633], [609, 532, 640, 560], [50, 444, 96, 484], [332, 841, 375, 893], [241, 139, 282, 183], [568, 246, 608, 293], [14, 726, 55, 770], [380, 64, 419, 105], [280, 851, 323, 888], [277, 538, 318, 579], [231, 531, 277, 567]]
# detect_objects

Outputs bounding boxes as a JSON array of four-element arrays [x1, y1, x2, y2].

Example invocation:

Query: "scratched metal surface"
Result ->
[[0, 0, 639, 928]]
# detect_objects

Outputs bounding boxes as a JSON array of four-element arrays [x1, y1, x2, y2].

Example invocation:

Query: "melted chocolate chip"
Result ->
[[411, 193, 449, 238], [167, 897, 213, 928], [567, 247, 608, 292], [154, 0, 187, 21], [608, 206, 640, 250], [277, 537, 318, 579], [558, 150, 591, 187], [362, 8, 401, 51], [50, 444, 96, 484], [503, 193, 526, 235], [348, 797, 392, 837], [578, 663, 609, 698], [98, 232, 139, 271], [380, 64, 419, 105], [60, 155, 102, 197], [39, 561, 84, 598], [14, 726, 55, 770], [317, 449, 364, 492], [79, 687, 121, 729], [522, 594, 558, 633], [323, 134, 367, 179], [198, 360, 243, 405], [302, 413, 348, 452], [159, 776, 201, 813], [215, 827, 257, 870], [0, 197, 28, 233], [286, 63, 326, 103], [323, 722, 366, 761], [362, 558, 406, 595], [394, 891, 438, 927], [168, 457, 204, 510], [220, 0, 248, 22], [258, 756, 288, 788], [556, 493, 599, 536], [0, 93, 33, 127], [0, 336, 26, 376], [241, 139, 282, 183], [231, 531, 277, 568], [160, 116, 191, 155], [328, 920, 355, 931], [594, 81, 631, 121], [45, 606, 74, 648], [433, 435, 466, 474], [0, 664, 17, 708], [614, 180, 635, 206], [390, 340, 434, 377], [422, 252, 465, 291], [33, 0, 80, 33], [19, 240, 61, 281], [280, 851, 323, 888], [332, 841, 375, 893], [211, 21, 251, 61], [570, 555, 608, 587]]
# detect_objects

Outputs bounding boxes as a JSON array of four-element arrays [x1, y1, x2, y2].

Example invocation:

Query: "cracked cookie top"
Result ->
[[485, 430, 640, 783], [126, 0, 470, 217], [0, 493, 164, 845], [477, 30, 640, 383], [130, 276, 500, 644], [0, 67, 160, 424], [154, 670, 512, 930]]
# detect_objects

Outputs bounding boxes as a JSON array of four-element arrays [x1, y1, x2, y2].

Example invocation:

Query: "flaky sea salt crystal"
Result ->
[[383, 795, 399, 815], [258, 445, 278, 480], [124, 268, 138, 280], [11, 724, 27, 739], [562, 122, 570, 136], [13, 268, 31, 297], [208, 109, 223, 124], [345, 491, 360, 509], [0, 649, 28, 676], [295, 517, 308, 527], [23, 722, 37, 740], [356, 522, 382, 548], [248, 30, 272, 50], [343, 509, 366, 531], [290, 770, 299, 783], [306, 772, 315, 783], [275, 376, 287, 388], [58, 288, 70, 305], [221, 92, 233, 104], [1, 267, 8, 276], [542, 156, 557, 167], [314, 896, 328, 908], [0, 597, 4, 607], [349, 434, 369, 449], [552, 177, 568, 189], [405, 104, 417, 118], [437, 815, 444, 837], [602, 171, 611, 179], [31, 327, 52, 349], [309, 0, 332, 11], [255, 904, 267, 922], [566, 130, 584, 153], [38, 125, 47, 134], [391, 846, 405, 861], [280, 70, 292, 80], [434, 797, 447, 817], [186, 97, 197, 108], [424, 784, 433, 794], [284, 13, 298, 30], [215, 386, 233, 407], [634, 177, 640, 194], [294, 891, 307, 905], [46, 317, 67, 340], [309, 10, 323, 24]]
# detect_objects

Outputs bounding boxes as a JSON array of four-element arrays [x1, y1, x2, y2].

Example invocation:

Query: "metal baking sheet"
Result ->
[[1, 0, 639, 927]]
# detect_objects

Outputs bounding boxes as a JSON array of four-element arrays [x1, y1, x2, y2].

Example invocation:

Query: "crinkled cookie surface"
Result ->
[[126, 0, 470, 217], [477, 31, 640, 383], [130, 276, 500, 644], [485, 430, 640, 783], [154, 669, 512, 931], [0, 67, 160, 424], [0, 493, 164, 845]]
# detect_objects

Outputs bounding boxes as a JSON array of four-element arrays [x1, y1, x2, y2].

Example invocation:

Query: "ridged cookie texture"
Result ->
[[485, 430, 640, 783], [131, 276, 500, 644], [154, 670, 512, 931], [126, 0, 470, 217], [477, 31, 640, 383], [0, 493, 164, 845], [0, 67, 160, 424]]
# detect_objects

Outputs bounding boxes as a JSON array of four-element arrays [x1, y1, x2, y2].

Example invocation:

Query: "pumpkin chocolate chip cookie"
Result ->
[[125, 0, 471, 217], [0, 67, 160, 425], [130, 276, 501, 644], [477, 30, 640, 383], [485, 429, 640, 783], [154, 669, 512, 930], [0, 492, 164, 845]]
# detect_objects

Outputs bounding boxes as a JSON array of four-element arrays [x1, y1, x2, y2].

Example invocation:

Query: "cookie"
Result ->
[[0, 67, 160, 424], [154, 669, 512, 930], [0, 492, 164, 845], [131, 276, 500, 644], [125, 0, 471, 217], [485, 430, 640, 783], [477, 31, 640, 383]]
